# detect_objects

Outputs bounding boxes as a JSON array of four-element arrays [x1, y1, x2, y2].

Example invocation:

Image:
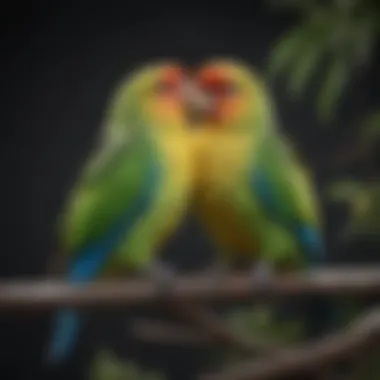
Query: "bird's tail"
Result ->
[[44, 235, 115, 366], [45, 308, 82, 365], [293, 225, 339, 337]]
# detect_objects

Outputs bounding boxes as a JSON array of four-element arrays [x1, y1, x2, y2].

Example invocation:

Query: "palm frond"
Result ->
[[286, 32, 327, 98], [326, 180, 365, 202], [226, 306, 304, 344], [360, 109, 380, 142], [268, 24, 313, 80], [267, 0, 379, 123], [350, 187, 380, 237], [316, 55, 350, 121], [350, 18, 376, 68], [327, 181, 380, 238]]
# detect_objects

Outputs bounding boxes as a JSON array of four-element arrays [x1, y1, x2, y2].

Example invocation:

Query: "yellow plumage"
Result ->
[[152, 128, 194, 246], [190, 128, 260, 258]]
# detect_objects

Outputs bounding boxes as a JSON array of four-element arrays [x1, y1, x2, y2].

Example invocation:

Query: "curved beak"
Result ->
[[180, 79, 214, 124]]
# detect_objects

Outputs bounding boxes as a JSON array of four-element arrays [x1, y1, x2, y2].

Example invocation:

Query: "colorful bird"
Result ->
[[46, 62, 194, 364], [188, 58, 334, 337]]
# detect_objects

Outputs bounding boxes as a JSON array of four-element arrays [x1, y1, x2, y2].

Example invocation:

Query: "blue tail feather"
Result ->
[[293, 225, 339, 338], [46, 309, 81, 364], [293, 224, 325, 264], [45, 245, 112, 365], [46, 157, 159, 365]]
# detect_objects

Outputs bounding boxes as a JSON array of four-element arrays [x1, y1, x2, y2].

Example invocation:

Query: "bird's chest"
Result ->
[[159, 135, 193, 199], [193, 134, 252, 197], [191, 134, 258, 253]]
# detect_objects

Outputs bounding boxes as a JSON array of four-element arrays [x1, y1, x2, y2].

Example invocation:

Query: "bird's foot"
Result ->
[[146, 260, 177, 297], [249, 260, 276, 289]]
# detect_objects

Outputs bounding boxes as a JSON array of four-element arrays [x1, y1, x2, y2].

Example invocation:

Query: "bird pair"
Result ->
[[45, 58, 331, 365]]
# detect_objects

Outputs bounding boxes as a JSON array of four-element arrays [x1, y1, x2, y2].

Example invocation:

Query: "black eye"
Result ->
[[155, 81, 176, 94]]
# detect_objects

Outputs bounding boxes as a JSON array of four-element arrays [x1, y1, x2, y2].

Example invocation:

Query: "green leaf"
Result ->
[[226, 306, 303, 344], [89, 350, 130, 380], [327, 181, 380, 239], [316, 55, 351, 122], [351, 18, 376, 68], [268, 24, 312, 80], [326, 180, 364, 202], [267, 0, 379, 124], [350, 187, 380, 237], [286, 36, 325, 98], [360, 109, 380, 142]]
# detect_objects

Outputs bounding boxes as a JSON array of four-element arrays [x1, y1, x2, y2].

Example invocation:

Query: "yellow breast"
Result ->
[[190, 129, 259, 255], [191, 129, 253, 191], [140, 129, 194, 250], [160, 130, 193, 188]]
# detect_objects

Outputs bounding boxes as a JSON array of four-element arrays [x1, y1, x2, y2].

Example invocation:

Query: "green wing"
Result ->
[[58, 122, 160, 274], [250, 131, 325, 263]]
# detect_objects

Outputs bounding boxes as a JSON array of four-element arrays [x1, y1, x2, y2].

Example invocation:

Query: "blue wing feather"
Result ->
[[46, 152, 160, 365], [251, 164, 324, 264], [250, 145, 334, 339], [293, 225, 325, 264], [251, 167, 281, 221]]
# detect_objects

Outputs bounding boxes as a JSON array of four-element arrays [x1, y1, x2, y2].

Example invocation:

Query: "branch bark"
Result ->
[[132, 317, 276, 353], [1, 267, 380, 312], [199, 308, 380, 380], [168, 301, 277, 354], [131, 305, 278, 354]]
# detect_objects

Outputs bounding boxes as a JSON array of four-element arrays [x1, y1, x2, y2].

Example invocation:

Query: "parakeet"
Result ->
[[187, 58, 335, 338], [46, 62, 194, 364]]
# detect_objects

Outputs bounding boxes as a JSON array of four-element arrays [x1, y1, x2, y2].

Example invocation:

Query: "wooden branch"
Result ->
[[132, 317, 273, 352], [199, 308, 380, 380], [1, 267, 380, 312], [168, 301, 277, 354], [131, 309, 278, 354]]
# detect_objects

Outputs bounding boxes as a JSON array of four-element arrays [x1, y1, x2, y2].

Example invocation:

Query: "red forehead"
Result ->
[[161, 66, 183, 83], [197, 66, 228, 85]]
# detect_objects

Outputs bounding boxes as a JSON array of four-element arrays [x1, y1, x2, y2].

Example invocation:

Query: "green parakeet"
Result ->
[[46, 62, 194, 364], [188, 58, 335, 338]]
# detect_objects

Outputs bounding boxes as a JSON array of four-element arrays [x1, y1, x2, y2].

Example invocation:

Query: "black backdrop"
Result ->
[[1, 2, 379, 379]]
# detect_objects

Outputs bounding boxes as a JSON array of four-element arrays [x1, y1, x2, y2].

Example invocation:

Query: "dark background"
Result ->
[[1, 2, 378, 379]]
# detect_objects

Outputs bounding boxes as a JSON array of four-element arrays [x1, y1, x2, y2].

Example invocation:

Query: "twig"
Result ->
[[132, 302, 278, 355], [199, 308, 380, 380], [168, 301, 277, 354], [1, 267, 380, 312], [131, 318, 213, 345], [132, 316, 275, 354]]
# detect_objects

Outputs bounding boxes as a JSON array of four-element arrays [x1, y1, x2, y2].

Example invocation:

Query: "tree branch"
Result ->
[[168, 301, 277, 354], [131, 304, 278, 354], [199, 308, 380, 380], [1, 267, 380, 312], [131, 317, 276, 353]]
